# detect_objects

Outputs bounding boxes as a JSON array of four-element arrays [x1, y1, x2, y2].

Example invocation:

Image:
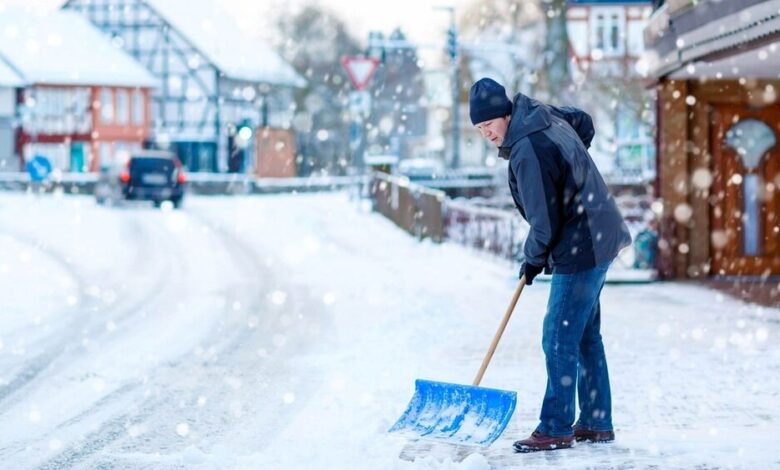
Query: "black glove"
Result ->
[[520, 262, 544, 285]]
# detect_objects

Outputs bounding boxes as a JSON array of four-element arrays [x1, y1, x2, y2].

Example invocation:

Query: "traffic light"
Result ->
[[447, 27, 458, 60], [236, 119, 253, 146], [228, 119, 253, 173]]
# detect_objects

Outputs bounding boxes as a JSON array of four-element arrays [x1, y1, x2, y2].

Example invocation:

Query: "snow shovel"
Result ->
[[389, 276, 526, 446]]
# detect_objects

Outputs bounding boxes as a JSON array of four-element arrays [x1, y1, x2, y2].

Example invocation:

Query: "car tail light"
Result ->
[[177, 172, 186, 184], [120, 171, 130, 183]]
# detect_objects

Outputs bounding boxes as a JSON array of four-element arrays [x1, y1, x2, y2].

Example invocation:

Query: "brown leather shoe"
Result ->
[[573, 426, 615, 443], [513, 431, 574, 453]]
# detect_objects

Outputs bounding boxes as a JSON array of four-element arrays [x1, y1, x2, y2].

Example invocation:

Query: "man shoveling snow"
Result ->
[[470, 77, 632, 452]]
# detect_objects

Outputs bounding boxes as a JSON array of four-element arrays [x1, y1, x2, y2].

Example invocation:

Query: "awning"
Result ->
[[643, 0, 780, 78]]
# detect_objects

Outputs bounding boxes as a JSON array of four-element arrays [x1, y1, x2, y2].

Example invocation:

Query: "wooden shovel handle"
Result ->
[[472, 275, 526, 386]]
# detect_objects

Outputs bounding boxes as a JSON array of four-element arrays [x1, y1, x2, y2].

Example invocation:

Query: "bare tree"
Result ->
[[272, 3, 362, 175], [540, 0, 572, 103], [459, 0, 545, 98]]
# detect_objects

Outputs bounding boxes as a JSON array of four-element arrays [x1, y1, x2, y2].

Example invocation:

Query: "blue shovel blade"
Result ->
[[388, 379, 517, 446]]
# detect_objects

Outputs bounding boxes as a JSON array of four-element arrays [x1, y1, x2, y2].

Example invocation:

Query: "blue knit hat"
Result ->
[[469, 78, 512, 125]]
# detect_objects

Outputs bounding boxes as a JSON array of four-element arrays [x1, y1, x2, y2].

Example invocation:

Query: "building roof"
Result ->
[[0, 8, 156, 88], [144, 0, 306, 87], [643, 0, 780, 78], [0, 54, 25, 88]]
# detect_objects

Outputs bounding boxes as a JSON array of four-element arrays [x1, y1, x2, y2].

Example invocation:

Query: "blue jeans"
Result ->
[[535, 261, 613, 437]]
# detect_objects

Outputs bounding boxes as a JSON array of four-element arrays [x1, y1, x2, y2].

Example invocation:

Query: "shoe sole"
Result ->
[[513, 442, 574, 453], [574, 436, 615, 443]]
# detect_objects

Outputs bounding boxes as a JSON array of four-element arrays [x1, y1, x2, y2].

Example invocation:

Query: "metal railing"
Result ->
[[369, 172, 658, 282], [444, 199, 528, 261], [370, 172, 527, 258]]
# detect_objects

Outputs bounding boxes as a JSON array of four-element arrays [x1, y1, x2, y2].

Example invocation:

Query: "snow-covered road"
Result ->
[[0, 192, 778, 469]]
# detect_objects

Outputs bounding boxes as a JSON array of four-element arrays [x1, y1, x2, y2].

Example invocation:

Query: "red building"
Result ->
[[0, 9, 156, 172]]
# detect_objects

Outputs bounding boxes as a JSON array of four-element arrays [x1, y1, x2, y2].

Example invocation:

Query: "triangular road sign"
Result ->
[[341, 56, 380, 91]]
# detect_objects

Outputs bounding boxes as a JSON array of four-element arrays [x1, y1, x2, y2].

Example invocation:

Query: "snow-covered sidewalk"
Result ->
[[0, 192, 778, 469]]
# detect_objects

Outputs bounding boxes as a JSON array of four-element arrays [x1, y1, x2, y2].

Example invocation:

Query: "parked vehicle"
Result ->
[[95, 151, 186, 208], [398, 157, 446, 180]]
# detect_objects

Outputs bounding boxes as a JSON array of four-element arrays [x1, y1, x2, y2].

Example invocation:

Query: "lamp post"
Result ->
[[435, 5, 460, 169], [258, 83, 271, 128]]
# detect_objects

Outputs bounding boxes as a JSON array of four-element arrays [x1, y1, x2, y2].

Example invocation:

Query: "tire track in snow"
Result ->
[[0, 212, 179, 467], [112, 206, 334, 457], [0, 229, 91, 405], [33, 209, 257, 468], [76, 204, 336, 464], [0, 215, 171, 410]]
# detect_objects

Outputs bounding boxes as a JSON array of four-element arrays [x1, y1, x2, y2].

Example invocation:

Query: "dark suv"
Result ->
[[96, 151, 186, 208]]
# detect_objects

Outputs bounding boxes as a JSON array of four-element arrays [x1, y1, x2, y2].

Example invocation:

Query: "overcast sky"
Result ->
[[3, 0, 470, 47]]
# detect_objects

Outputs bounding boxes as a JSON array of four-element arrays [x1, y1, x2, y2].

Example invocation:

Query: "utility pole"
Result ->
[[437, 6, 460, 169]]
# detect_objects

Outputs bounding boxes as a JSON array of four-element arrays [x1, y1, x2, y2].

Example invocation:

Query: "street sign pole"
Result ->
[[348, 90, 372, 175], [341, 57, 379, 177]]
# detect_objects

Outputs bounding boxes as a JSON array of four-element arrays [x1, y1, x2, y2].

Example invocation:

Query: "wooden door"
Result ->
[[711, 105, 780, 275]]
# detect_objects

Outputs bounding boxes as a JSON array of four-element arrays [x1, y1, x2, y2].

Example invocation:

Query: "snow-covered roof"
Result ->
[[144, 0, 306, 88], [0, 55, 25, 88], [0, 8, 156, 88]]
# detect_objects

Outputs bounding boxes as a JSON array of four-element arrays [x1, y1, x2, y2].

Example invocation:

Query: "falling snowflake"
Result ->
[[270, 290, 287, 305], [272, 334, 287, 348]]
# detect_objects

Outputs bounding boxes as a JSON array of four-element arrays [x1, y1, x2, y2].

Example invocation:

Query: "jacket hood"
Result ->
[[500, 93, 552, 151]]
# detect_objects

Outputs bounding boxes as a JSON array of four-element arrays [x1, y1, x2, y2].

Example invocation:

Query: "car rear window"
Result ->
[[130, 157, 175, 174]]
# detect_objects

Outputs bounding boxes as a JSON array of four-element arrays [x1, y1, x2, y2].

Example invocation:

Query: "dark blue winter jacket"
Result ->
[[499, 93, 631, 273]]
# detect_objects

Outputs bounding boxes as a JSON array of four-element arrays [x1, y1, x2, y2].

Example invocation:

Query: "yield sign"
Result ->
[[341, 56, 380, 91]]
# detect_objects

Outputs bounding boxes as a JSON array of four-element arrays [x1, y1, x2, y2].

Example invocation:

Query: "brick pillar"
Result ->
[[656, 79, 690, 279]]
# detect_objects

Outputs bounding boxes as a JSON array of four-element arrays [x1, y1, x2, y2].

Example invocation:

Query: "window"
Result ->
[[595, 15, 605, 50], [100, 88, 114, 123], [132, 90, 144, 125], [116, 89, 129, 125], [592, 8, 625, 55], [114, 141, 131, 165], [99, 142, 113, 168], [610, 15, 620, 51], [724, 119, 777, 256]]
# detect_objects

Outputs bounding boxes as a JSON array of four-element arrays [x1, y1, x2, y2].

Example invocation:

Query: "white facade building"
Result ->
[[64, 0, 305, 173], [566, 0, 655, 183]]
